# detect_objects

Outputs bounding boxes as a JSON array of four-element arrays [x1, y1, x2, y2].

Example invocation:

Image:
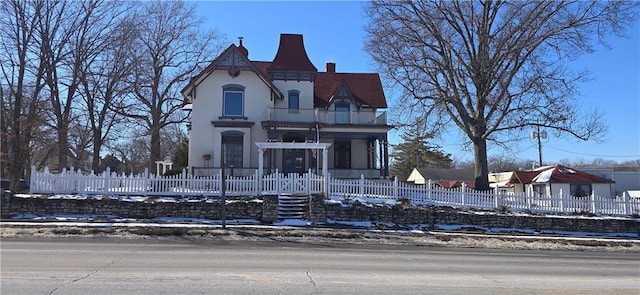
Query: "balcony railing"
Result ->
[[266, 107, 387, 125]]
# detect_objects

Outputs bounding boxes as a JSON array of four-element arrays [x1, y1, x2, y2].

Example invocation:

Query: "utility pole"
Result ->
[[220, 145, 226, 229], [531, 124, 547, 167]]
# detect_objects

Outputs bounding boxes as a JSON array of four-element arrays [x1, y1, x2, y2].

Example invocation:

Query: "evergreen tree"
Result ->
[[172, 139, 188, 170], [390, 128, 452, 181]]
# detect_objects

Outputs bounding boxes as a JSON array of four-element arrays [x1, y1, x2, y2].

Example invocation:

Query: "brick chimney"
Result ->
[[326, 62, 336, 73], [237, 37, 248, 57]]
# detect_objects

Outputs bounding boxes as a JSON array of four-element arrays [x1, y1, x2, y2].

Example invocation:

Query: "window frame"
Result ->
[[288, 90, 300, 113], [335, 103, 350, 124], [221, 131, 244, 168], [334, 140, 351, 169], [570, 183, 592, 198], [222, 85, 245, 117]]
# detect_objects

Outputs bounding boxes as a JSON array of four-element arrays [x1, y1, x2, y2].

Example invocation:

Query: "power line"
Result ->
[[546, 146, 640, 158]]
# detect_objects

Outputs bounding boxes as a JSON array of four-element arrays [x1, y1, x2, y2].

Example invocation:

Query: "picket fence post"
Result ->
[[590, 191, 597, 214], [359, 174, 365, 198], [393, 177, 399, 198], [461, 182, 466, 206], [181, 169, 187, 198], [275, 169, 280, 194], [559, 189, 564, 213], [103, 167, 111, 193], [427, 179, 432, 202], [143, 168, 149, 196], [255, 170, 260, 196], [623, 191, 630, 215]]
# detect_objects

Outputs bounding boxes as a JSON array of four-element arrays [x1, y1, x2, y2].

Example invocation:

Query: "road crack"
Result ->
[[48, 244, 144, 295], [305, 269, 318, 293]]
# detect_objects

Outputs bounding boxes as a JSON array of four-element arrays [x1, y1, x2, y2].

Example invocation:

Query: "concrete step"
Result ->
[[277, 195, 308, 220]]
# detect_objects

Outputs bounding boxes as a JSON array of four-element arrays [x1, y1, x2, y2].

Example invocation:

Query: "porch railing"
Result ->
[[266, 107, 387, 125]]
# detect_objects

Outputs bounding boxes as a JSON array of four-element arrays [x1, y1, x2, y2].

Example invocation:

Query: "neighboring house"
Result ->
[[406, 167, 475, 188], [489, 164, 615, 197], [32, 146, 93, 173], [181, 34, 391, 178], [580, 168, 640, 196]]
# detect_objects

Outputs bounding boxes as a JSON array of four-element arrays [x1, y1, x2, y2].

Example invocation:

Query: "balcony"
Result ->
[[266, 107, 387, 125]]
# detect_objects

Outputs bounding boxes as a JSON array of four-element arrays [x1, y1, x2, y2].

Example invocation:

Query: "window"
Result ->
[[334, 140, 351, 169], [288, 91, 299, 112], [335, 104, 350, 124], [223, 85, 244, 117], [532, 184, 546, 197], [570, 183, 592, 197], [222, 132, 243, 167]]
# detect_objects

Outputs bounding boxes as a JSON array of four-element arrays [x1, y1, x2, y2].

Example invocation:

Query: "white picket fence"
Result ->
[[29, 167, 640, 216]]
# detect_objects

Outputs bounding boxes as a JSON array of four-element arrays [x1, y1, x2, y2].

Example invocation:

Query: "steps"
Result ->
[[277, 194, 308, 220]]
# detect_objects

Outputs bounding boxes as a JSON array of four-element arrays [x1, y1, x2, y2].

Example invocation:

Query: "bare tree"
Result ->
[[0, 0, 48, 191], [119, 0, 221, 173], [365, 1, 639, 190], [77, 2, 134, 172]]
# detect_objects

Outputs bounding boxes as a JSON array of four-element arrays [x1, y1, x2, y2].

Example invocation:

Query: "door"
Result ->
[[283, 149, 305, 175]]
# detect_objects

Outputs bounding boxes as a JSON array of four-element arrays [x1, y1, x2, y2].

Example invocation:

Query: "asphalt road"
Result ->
[[1, 237, 639, 295]]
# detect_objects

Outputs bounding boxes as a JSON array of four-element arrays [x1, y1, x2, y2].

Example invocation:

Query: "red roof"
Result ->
[[252, 61, 271, 77], [314, 72, 387, 108], [515, 165, 614, 184], [434, 180, 475, 189], [512, 171, 539, 183], [268, 34, 317, 72]]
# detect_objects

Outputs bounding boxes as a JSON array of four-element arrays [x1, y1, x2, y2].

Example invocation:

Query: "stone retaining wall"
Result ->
[[2, 194, 262, 221], [325, 203, 640, 234], [2, 194, 638, 234]]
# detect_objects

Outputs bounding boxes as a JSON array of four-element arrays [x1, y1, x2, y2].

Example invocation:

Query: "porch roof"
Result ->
[[256, 142, 332, 150]]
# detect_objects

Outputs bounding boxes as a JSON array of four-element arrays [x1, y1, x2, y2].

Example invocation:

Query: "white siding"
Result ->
[[188, 70, 272, 168]]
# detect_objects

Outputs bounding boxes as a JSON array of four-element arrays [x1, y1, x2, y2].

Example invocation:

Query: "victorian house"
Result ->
[[181, 34, 391, 178]]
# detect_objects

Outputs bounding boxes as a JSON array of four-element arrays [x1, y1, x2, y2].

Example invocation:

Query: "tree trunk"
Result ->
[[56, 127, 68, 171], [92, 133, 101, 173], [473, 138, 490, 191], [150, 125, 161, 175]]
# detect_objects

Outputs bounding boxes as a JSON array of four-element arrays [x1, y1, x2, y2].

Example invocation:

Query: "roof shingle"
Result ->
[[268, 34, 317, 72], [314, 72, 387, 108]]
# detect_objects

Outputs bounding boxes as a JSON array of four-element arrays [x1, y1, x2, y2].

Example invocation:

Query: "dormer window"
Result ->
[[288, 90, 299, 113], [335, 103, 350, 124], [222, 84, 244, 117]]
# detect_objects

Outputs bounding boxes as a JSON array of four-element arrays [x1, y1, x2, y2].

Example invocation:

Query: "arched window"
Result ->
[[221, 131, 243, 167], [222, 84, 245, 117], [288, 90, 300, 112]]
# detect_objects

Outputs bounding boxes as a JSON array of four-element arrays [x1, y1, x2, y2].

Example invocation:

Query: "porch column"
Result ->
[[323, 147, 329, 195], [378, 139, 384, 177], [383, 138, 389, 178], [258, 147, 264, 192], [322, 147, 328, 177]]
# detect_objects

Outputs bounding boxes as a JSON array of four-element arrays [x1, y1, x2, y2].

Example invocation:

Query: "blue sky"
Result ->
[[194, 1, 640, 164]]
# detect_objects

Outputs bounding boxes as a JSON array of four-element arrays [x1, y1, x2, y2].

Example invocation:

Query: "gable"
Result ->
[[181, 44, 283, 103], [314, 73, 387, 108]]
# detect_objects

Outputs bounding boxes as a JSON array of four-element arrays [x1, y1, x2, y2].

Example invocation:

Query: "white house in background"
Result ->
[[181, 34, 392, 178], [489, 164, 615, 197], [406, 167, 475, 188]]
